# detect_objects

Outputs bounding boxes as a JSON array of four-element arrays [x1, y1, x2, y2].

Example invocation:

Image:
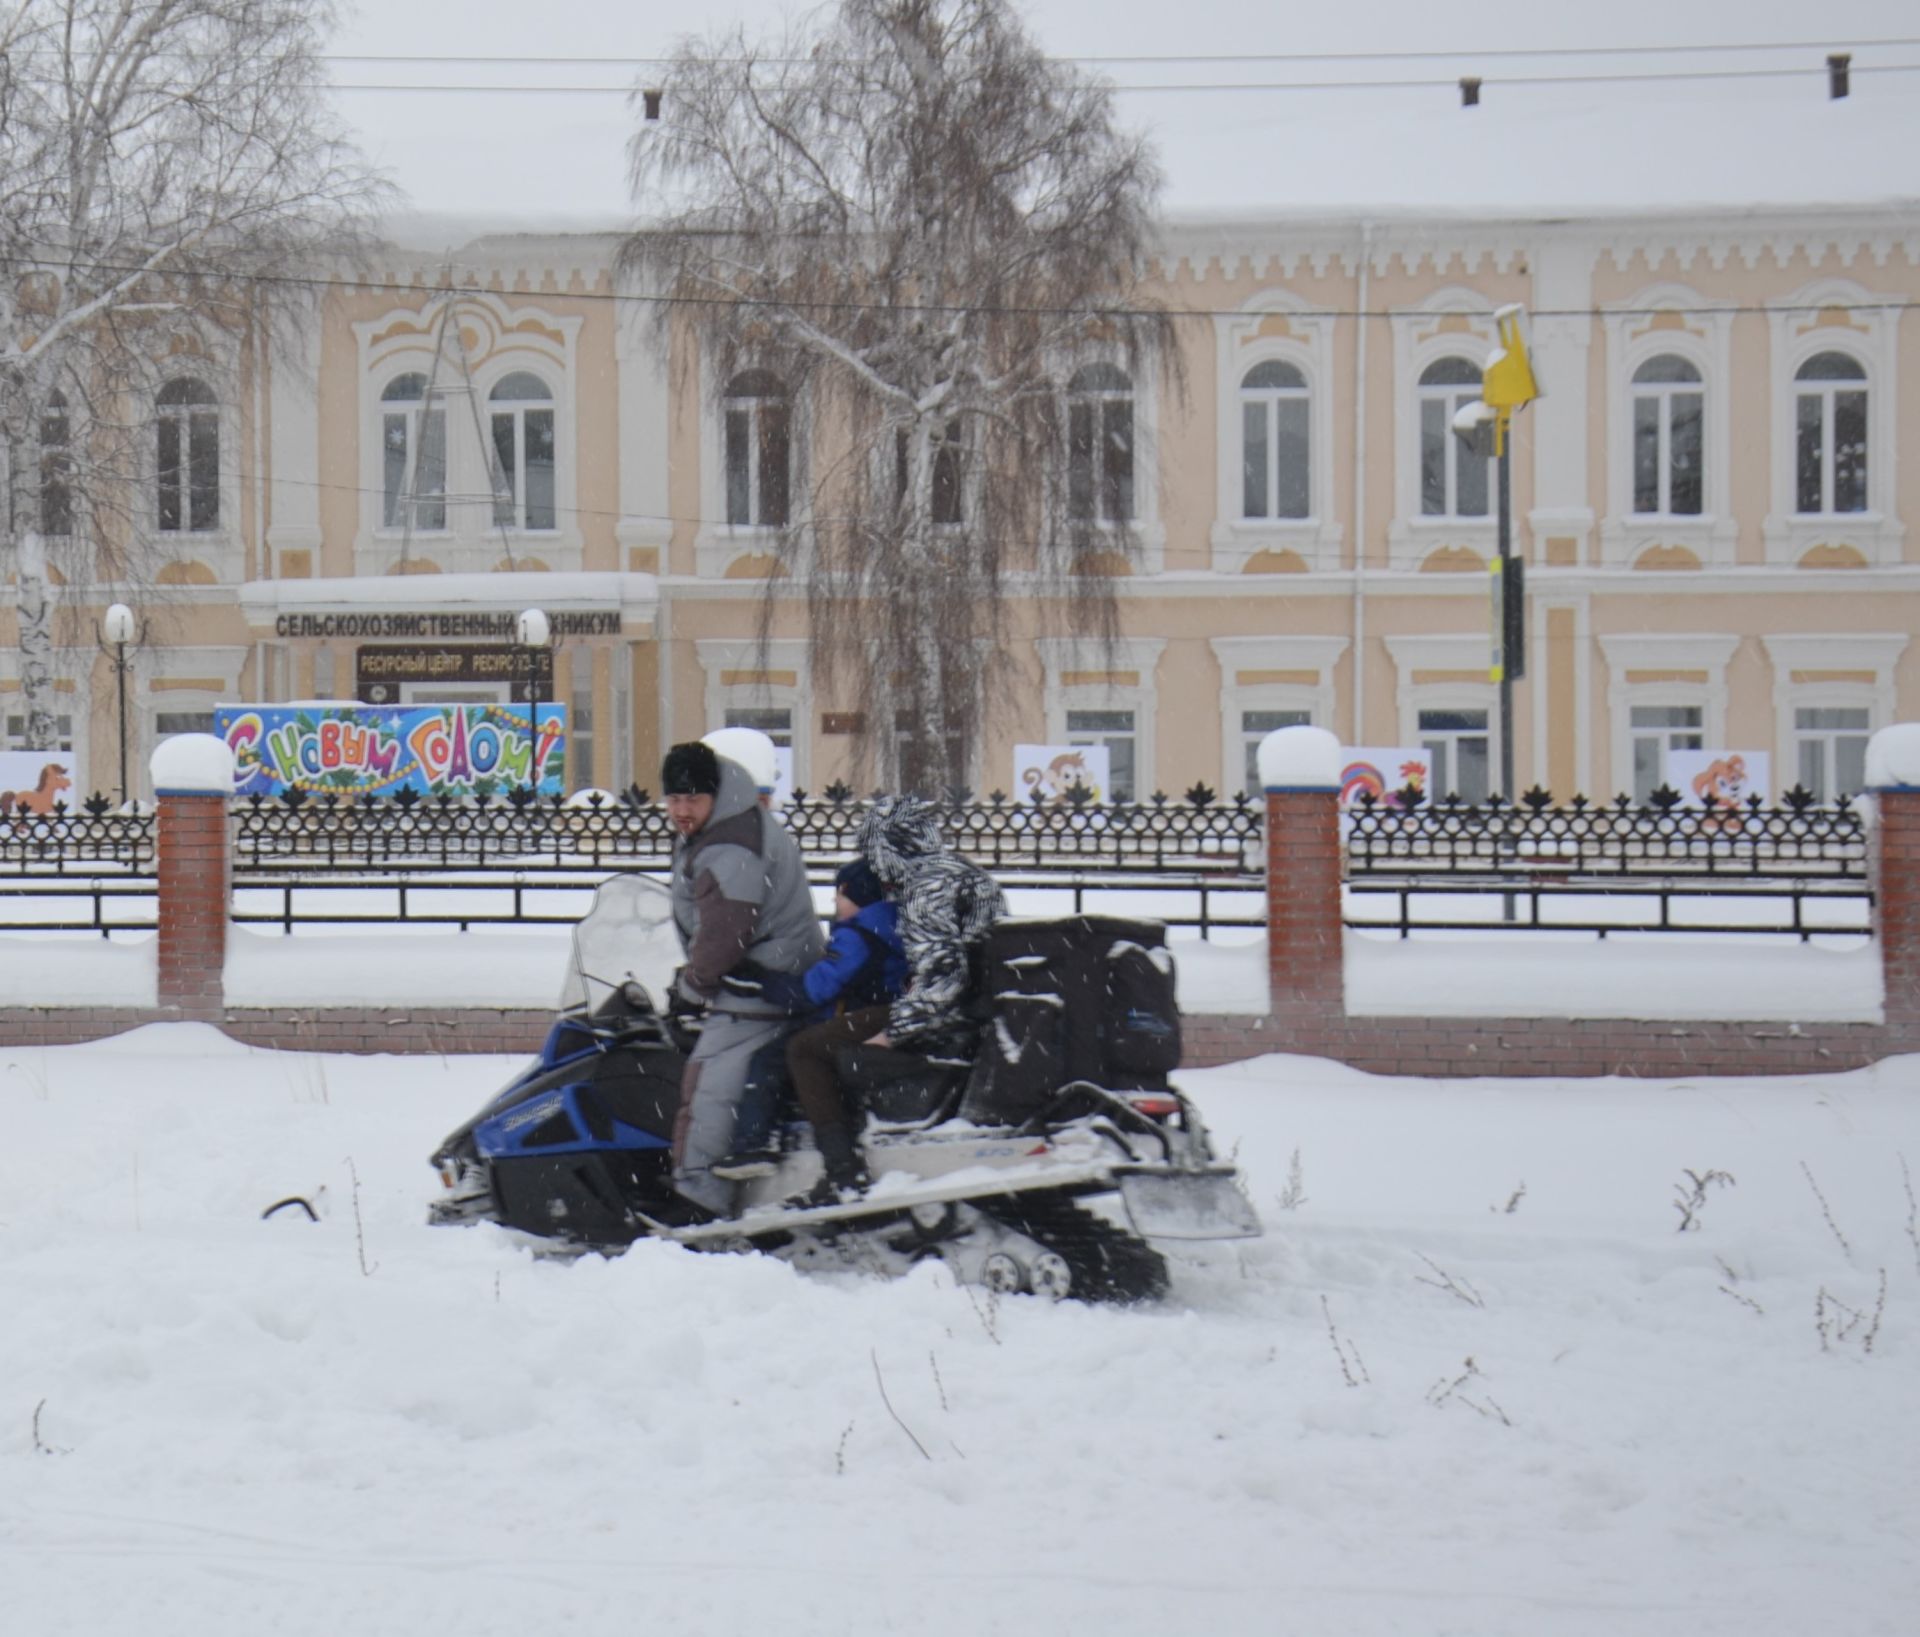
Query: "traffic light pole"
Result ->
[[1497, 436, 1514, 802]]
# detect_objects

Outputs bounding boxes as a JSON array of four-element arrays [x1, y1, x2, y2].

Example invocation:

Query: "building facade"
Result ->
[[11, 204, 1920, 806]]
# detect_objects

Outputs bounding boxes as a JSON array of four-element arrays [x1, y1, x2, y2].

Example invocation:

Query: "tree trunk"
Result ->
[[17, 530, 58, 751]]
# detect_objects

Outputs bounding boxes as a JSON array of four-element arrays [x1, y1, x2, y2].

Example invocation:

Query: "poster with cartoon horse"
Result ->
[[0, 752, 75, 817]]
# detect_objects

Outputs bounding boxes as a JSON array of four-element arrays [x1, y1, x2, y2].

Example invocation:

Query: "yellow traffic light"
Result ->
[[1482, 304, 1541, 412]]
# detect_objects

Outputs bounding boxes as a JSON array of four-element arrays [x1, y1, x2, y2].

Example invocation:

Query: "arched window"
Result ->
[[1418, 358, 1488, 519], [39, 390, 71, 536], [1067, 362, 1134, 524], [488, 370, 556, 531], [723, 369, 790, 527], [1794, 351, 1868, 515], [1631, 354, 1704, 516], [1240, 360, 1309, 520], [157, 377, 218, 533], [380, 373, 447, 531]]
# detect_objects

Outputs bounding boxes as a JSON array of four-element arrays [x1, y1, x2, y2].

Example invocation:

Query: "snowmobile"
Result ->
[[428, 874, 1260, 1303]]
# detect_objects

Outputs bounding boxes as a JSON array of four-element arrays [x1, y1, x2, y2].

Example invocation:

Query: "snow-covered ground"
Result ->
[[4, 1026, 1918, 1635]]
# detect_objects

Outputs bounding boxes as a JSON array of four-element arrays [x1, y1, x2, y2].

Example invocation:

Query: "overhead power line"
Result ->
[[314, 62, 1920, 95], [15, 36, 1920, 68]]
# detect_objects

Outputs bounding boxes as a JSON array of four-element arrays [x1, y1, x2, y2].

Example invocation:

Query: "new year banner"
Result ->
[[214, 703, 567, 799]]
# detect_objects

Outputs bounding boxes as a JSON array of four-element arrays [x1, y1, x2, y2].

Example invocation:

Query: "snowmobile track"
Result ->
[[977, 1193, 1170, 1304]]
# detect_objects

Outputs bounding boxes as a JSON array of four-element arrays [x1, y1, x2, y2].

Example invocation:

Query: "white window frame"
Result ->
[[1063, 362, 1136, 528], [1630, 359, 1705, 518], [1038, 637, 1165, 803], [1048, 346, 1166, 575], [1388, 291, 1499, 571], [134, 644, 249, 800], [1384, 633, 1497, 794], [1416, 704, 1494, 805], [1599, 287, 1736, 569], [377, 371, 449, 536], [353, 293, 584, 574], [1210, 635, 1346, 796], [485, 370, 560, 535], [1787, 699, 1875, 803], [697, 358, 808, 578], [1762, 633, 1908, 799], [150, 370, 243, 583], [1763, 280, 1904, 567], [696, 638, 811, 790], [0, 642, 102, 797], [1211, 291, 1339, 572], [1598, 633, 1737, 803], [1624, 702, 1708, 804], [720, 369, 794, 531]]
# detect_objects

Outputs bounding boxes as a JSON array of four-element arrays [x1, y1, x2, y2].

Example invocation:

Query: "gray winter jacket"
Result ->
[[669, 757, 824, 1013]]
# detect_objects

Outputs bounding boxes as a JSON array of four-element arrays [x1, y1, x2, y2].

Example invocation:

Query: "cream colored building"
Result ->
[[13, 204, 1920, 807]]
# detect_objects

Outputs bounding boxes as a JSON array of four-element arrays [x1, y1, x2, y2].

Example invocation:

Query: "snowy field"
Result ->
[[4, 1026, 1919, 1635]]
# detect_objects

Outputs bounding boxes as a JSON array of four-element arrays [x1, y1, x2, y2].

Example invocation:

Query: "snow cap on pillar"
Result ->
[[150, 733, 235, 797], [702, 725, 779, 798], [1258, 725, 1342, 792], [1865, 724, 1920, 790]]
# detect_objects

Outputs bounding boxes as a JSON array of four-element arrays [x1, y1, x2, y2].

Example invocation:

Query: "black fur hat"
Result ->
[[834, 857, 885, 908], [661, 740, 722, 797]]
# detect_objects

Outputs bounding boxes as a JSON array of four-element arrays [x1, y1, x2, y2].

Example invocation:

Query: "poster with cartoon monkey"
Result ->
[[1014, 744, 1110, 805]]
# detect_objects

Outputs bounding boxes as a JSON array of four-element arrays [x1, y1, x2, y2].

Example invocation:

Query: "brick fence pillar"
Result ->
[[1260, 726, 1345, 1018], [1868, 726, 1920, 1033], [152, 734, 235, 1015]]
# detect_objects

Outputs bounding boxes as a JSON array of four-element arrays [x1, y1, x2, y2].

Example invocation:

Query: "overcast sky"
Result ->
[[332, 0, 1920, 233]]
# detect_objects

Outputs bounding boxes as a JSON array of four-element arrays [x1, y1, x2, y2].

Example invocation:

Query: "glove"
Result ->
[[719, 960, 807, 1012], [667, 965, 709, 1015]]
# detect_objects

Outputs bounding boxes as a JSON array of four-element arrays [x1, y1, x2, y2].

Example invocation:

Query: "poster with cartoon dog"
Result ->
[[1668, 749, 1771, 809], [0, 752, 76, 817], [1014, 744, 1110, 805]]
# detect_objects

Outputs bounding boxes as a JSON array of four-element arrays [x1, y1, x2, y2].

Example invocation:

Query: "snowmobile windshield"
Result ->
[[559, 874, 682, 1014]]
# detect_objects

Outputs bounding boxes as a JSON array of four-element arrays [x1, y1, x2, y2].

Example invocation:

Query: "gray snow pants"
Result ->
[[672, 1008, 792, 1214]]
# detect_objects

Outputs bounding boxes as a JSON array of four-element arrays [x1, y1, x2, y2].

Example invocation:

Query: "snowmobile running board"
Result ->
[[640, 1160, 1122, 1244], [641, 1159, 1262, 1246]]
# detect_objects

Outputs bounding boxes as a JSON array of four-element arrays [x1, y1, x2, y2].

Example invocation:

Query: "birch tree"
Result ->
[[627, 0, 1173, 793], [0, 0, 385, 749]]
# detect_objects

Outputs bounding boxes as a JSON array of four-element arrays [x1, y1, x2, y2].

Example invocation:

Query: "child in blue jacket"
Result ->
[[712, 859, 906, 1177]]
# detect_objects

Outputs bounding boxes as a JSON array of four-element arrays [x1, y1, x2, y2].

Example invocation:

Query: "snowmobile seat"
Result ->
[[832, 1043, 969, 1125]]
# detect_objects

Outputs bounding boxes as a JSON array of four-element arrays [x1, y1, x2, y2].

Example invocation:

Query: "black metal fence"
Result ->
[[228, 786, 1267, 873], [0, 785, 1879, 944], [1343, 788, 1871, 941], [1345, 788, 1866, 877]]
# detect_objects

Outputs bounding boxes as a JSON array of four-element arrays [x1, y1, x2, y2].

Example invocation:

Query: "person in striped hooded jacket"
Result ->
[[782, 795, 1008, 1202]]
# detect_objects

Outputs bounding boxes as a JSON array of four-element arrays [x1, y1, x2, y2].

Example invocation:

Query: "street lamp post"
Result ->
[[516, 607, 551, 793], [101, 603, 137, 806]]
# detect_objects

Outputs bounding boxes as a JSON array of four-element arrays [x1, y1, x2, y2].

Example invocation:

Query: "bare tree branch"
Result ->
[[625, 0, 1178, 791], [0, 0, 390, 749]]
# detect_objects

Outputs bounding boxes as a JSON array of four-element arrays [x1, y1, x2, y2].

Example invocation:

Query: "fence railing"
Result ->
[[0, 786, 1877, 943], [229, 787, 1268, 874], [1345, 788, 1867, 877]]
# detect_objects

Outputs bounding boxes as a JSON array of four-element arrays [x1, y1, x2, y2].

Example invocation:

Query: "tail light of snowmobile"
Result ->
[[439, 1164, 457, 1189], [1124, 1093, 1181, 1119]]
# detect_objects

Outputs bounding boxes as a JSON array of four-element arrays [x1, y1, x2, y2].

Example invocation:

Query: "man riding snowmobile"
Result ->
[[661, 740, 823, 1215]]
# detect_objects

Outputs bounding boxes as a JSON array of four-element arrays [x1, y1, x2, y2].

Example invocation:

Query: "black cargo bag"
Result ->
[[961, 914, 1181, 1124]]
